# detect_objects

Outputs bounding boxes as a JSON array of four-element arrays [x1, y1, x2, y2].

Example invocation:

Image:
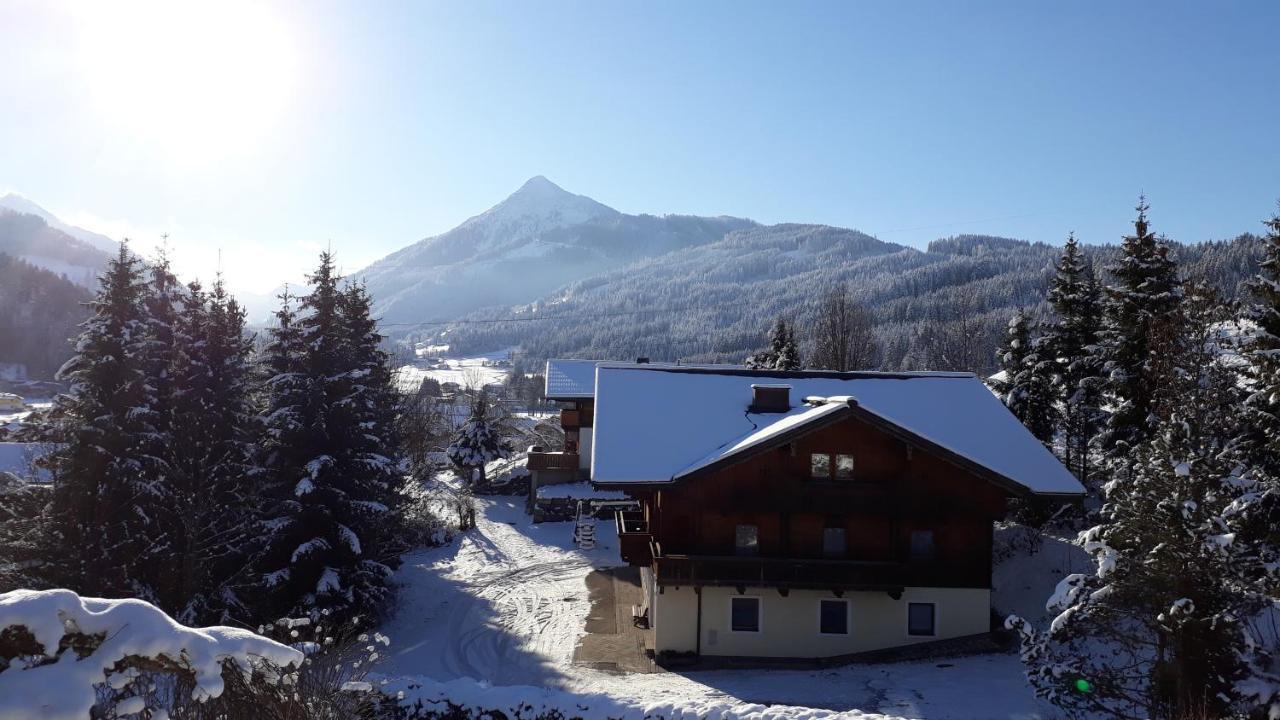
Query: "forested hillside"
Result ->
[[0, 252, 92, 378], [437, 225, 1263, 373], [0, 209, 111, 287]]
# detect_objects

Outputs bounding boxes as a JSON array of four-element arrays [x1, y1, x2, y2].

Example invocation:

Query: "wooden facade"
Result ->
[[616, 413, 1009, 593]]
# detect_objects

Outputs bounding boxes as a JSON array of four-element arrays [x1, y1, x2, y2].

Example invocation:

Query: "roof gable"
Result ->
[[590, 365, 1085, 497]]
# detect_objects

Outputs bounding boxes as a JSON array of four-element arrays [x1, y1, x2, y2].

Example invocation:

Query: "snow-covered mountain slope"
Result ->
[[353, 176, 756, 324], [0, 207, 112, 288], [0, 193, 119, 255]]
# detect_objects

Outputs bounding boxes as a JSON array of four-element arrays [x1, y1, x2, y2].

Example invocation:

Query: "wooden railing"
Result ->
[[651, 544, 906, 591], [527, 451, 580, 472], [616, 510, 652, 565]]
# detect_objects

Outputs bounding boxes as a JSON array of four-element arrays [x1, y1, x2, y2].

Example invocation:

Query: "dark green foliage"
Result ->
[[995, 309, 1056, 445], [1042, 235, 1106, 485], [1099, 199, 1182, 461], [0, 252, 92, 379], [48, 243, 170, 600], [446, 387, 511, 486], [258, 253, 405, 623], [746, 317, 801, 370]]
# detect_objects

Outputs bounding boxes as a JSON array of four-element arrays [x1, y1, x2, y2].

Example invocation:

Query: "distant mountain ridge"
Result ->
[[0, 197, 115, 288], [353, 176, 757, 324], [0, 194, 119, 255]]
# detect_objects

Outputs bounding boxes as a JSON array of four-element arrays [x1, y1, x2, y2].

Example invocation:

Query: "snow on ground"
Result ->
[[396, 350, 512, 394], [381, 495, 618, 686], [378, 495, 1068, 719], [535, 481, 628, 501]]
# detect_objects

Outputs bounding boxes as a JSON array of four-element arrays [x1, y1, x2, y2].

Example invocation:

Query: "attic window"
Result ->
[[810, 453, 831, 478], [835, 454, 855, 479]]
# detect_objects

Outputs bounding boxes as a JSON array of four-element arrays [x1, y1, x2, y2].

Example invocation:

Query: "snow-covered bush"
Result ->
[[0, 588, 302, 720]]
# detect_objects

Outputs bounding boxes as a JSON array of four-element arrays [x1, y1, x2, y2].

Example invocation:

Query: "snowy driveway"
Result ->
[[380, 495, 616, 687], [379, 496, 1066, 719]]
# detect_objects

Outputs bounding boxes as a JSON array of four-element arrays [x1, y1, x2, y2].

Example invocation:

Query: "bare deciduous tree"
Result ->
[[808, 285, 878, 371]]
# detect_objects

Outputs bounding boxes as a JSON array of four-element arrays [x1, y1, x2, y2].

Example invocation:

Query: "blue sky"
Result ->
[[1, 0, 1278, 294]]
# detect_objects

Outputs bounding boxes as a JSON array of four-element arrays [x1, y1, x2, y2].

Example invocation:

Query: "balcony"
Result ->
[[527, 451, 580, 472], [560, 408, 581, 430], [651, 542, 905, 592], [616, 510, 652, 565]]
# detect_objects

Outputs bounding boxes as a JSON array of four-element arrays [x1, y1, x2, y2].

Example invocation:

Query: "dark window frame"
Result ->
[[810, 452, 832, 479], [819, 599, 849, 635], [730, 596, 761, 633], [907, 602, 936, 636]]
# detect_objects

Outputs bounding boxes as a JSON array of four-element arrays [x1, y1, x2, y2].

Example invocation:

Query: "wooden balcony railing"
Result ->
[[527, 451, 580, 472], [616, 510, 652, 565], [651, 542, 906, 591]]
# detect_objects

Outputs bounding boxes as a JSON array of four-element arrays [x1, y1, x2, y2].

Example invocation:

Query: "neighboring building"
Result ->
[[0, 393, 24, 412], [528, 360, 598, 500], [590, 364, 1084, 660]]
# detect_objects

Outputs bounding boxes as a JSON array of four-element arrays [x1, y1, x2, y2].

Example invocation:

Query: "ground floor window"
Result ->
[[730, 596, 760, 632], [819, 599, 848, 634], [907, 602, 936, 636]]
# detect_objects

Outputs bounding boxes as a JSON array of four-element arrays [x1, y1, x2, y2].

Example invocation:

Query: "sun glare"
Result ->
[[73, 1, 302, 170]]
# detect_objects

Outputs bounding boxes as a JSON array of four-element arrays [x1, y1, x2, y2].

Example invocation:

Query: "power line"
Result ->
[[376, 299, 751, 331]]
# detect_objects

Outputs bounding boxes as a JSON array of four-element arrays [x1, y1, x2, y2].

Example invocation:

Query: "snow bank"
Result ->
[[386, 674, 901, 720], [0, 588, 303, 720]]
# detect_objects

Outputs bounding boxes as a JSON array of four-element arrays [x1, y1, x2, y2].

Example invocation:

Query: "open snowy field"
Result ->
[[395, 349, 513, 394], [376, 495, 1072, 719]]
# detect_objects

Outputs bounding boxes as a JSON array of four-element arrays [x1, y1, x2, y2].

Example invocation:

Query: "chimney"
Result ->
[[749, 384, 791, 413], [636, 357, 650, 364]]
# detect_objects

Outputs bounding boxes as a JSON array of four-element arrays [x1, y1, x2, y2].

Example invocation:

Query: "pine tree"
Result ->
[[259, 254, 404, 623], [1241, 205, 1280, 478], [1009, 285, 1270, 719], [168, 277, 263, 624], [995, 309, 1056, 445], [746, 317, 801, 370], [1043, 234, 1106, 484], [447, 386, 511, 486], [1099, 198, 1181, 465], [49, 243, 168, 600], [333, 280, 406, 606]]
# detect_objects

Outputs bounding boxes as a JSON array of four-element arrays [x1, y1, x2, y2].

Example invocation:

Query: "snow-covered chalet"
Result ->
[[562, 361, 1084, 660]]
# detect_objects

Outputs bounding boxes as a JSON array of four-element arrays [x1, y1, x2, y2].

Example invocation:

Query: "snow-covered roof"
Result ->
[[544, 359, 599, 400], [590, 365, 1085, 497]]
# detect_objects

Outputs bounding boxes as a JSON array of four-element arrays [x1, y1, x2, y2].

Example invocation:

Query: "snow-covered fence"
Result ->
[[0, 588, 302, 720]]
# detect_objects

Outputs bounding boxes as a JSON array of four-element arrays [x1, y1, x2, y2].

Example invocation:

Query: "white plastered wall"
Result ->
[[652, 585, 990, 658]]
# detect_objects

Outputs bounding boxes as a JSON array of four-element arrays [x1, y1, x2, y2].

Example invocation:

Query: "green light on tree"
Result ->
[[1074, 678, 1093, 694]]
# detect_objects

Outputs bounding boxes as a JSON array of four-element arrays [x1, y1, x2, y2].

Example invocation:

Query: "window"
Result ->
[[819, 599, 849, 634], [735, 524, 759, 556], [908, 602, 936, 636], [909, 530, 935, 562], [731, 596, 760, 632], [822, 527, 846, 558], [835, 454, 855, 479], [810, 453, 831, 478]]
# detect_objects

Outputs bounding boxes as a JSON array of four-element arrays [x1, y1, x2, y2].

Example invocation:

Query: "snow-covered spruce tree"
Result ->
[[48, 243, 170, 601], [1008, 286, 1268, 719], [334, 281, 407, 594], [746, 317, 802, 370], [166, 278, 264, 624], [258, 253, 403, 623], [1043, 234, 1106, 485], [255, 285, 310, 617], [995, 309, 1056, 446], [1098, 198, 1181, 473], [1230, 205, 1280, 714], [447, 386, 511, 486]]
